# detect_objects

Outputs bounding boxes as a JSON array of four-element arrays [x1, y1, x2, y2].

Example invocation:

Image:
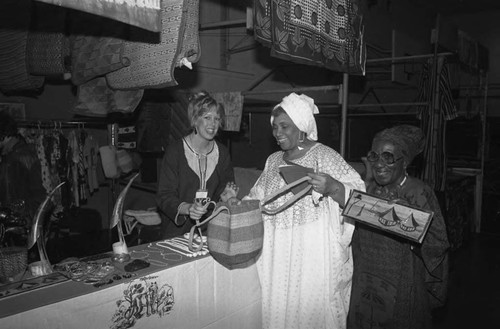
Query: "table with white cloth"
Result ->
[[0, 240, 262, 329]]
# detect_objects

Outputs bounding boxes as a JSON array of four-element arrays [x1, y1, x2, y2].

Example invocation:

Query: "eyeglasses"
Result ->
[[366, 151, 403, 165]]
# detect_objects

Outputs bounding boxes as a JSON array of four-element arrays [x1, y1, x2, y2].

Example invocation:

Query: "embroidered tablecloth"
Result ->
[[0, 242, 261, 329]]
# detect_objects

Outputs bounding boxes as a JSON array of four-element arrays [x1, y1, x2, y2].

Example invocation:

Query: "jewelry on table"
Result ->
[[161, 253, 182, 261], [147, 258, 169, 267], [157, 240, 207, 256], [170, 237, 209, 255], [156, 242, 194, 257], [130, 250, 149, 260]]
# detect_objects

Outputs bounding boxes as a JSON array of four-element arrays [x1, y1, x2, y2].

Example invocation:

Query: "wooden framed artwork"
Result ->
[[342, 189, 434, 244]]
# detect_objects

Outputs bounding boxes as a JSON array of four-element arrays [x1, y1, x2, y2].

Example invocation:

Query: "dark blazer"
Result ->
[[156, 138, 234, 239]]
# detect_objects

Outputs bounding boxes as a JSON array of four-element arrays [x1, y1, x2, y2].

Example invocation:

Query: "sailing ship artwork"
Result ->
[[342, 190, 434, 243]]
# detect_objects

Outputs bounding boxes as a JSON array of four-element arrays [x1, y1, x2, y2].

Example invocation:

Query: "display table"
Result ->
[[0, 240, 262, 329]]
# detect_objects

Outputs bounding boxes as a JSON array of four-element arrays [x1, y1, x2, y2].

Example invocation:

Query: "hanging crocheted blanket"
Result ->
[[253, 0, 365, 74]]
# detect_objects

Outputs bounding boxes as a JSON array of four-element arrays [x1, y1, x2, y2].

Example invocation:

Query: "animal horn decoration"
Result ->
[[28, 181, 65, 275], [110, 173, 139, 254]]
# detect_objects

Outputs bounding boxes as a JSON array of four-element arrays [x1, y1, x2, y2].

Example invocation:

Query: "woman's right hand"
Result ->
[[220, 181, 239, 202], [188, 202, 208, 220]]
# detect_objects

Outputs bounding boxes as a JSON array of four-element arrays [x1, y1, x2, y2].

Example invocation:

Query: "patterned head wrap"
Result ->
[[373, 125, 425, 164], [270, 92, 320, 141]]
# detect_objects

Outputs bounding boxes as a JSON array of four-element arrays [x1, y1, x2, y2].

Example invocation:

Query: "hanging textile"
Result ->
[[69, 12, 130, 86], [211, 92, 244, 132], [106, 0, 199, 90], [33, 0, 162, 33], [136, 102, 172, 153], [74, 77, 144, 116], [0, 0, 45, 93], [85, 134, 100, 194], [253, 0, 366, 74], [176, 0, 201, 67], [416, 57, 458, 191], [26, 1, 69, 77], [116, 125, 137, 149]]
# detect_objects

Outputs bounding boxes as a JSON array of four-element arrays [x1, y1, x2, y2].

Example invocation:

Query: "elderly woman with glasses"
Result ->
[[347, 125, 450, 329]]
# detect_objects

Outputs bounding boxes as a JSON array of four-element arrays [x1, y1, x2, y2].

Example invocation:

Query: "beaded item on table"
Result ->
[[55, 260, 136, 288], [128, 235, 208, 267]]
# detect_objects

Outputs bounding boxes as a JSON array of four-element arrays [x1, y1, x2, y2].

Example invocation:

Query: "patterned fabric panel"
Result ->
[[69, 13, 130, 86], [176, 0, 201, 66], [74, 77, 144, 116], [0, 0, 44, 92], [106, 0, 187, 89], [253, 0, 365, 74], [211, 92, 244, 132], [26, 2, 69, 76], [416, 57, 458, 191]]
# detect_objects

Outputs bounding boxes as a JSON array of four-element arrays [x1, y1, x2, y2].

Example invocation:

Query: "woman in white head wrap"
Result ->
[[243, 93, 365, 329]]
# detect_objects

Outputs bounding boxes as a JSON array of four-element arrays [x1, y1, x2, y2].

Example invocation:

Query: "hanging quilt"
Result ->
[[106, 0, 199, 90], [0, 0, 45, 92], [253, 0, 366, 74]]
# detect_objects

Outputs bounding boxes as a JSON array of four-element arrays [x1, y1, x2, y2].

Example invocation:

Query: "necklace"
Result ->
[[399, 174, 408, 187], [184, 135, 215, 189], [283, 142, 316, 161], [185, 135, 214, 157]]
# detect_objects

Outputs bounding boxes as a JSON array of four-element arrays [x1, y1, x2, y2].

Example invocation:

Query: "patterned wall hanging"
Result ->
[[253, 0, 366, 75], [105, 0, 199, 90], [0, 0, 45, 92]]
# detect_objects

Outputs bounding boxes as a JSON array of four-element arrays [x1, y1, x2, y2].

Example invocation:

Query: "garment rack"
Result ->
[[242, 85, 341, 96], [16, 119, 107, 129]]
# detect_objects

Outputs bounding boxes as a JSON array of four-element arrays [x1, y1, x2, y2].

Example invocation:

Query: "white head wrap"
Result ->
[[270, 92, 320, 141]]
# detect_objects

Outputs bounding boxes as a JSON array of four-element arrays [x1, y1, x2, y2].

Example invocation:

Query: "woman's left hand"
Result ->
[[307, 172, 345, 206]]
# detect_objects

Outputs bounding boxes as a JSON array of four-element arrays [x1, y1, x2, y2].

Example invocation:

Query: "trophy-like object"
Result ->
[[27, 182, 65, 277], [110, 173, 139, 263]]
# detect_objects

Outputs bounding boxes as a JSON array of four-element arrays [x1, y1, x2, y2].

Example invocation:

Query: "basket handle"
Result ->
[[188, 176, 312, 250], [260, 176, 312, 215], [188, 201, 224, 252]]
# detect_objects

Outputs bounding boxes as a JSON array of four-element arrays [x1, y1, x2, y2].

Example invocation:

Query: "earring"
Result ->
[[297, 131, 305, 150], [298, 131, 305, 143], [194, 127, 198, 135]]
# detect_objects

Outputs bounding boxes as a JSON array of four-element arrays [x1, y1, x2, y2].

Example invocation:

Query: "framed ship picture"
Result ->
[[342, 190, 434, 244]]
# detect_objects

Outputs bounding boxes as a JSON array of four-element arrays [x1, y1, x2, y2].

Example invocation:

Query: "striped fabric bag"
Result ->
[[189, 176, 311, 269]]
